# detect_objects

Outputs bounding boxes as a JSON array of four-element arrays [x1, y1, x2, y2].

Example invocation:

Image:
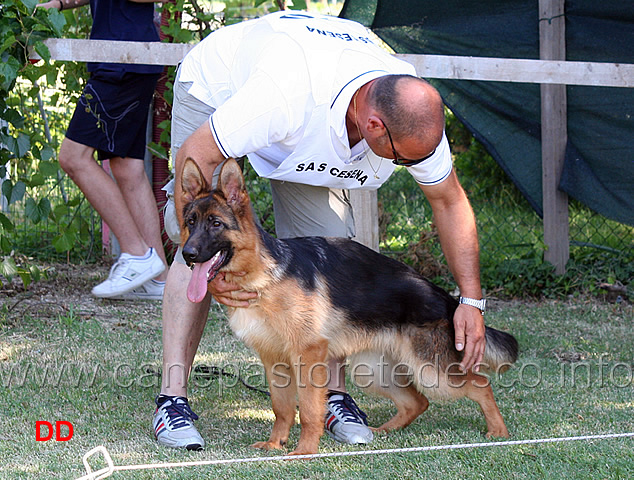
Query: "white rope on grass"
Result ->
[[76, 432, 634, 480]]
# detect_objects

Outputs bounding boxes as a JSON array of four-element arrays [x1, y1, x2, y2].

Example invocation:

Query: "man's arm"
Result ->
[[37, 0, 89, 10], [419, 170, 486, 372], [38, 0, 162, 10]]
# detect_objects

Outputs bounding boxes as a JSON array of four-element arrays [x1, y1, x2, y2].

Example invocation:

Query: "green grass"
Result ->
[[1, 266, 633, 479]]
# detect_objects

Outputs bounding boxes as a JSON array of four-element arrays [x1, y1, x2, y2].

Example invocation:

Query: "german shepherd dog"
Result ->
[[179, 158, 518, 455]]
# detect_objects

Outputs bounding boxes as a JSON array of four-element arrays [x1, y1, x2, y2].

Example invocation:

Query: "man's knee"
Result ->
[[58, 139, 92, 177], [57, 140, 77, 175], [110, 157, 148, 186]]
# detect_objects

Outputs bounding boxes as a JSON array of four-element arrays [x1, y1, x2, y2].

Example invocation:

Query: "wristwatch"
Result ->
[[459, 296, 486, 315]]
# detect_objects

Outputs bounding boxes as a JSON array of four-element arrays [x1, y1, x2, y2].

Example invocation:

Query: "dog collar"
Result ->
[[459, 296, 486, 315]]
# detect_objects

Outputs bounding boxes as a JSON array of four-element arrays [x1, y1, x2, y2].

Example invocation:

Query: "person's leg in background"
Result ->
[[59, 71, 166, 298], [109, 154, 169, 298], [58, 139, 165, 297]]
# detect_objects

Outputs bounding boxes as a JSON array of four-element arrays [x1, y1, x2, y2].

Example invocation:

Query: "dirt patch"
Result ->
[[0, 262, 162, 330]]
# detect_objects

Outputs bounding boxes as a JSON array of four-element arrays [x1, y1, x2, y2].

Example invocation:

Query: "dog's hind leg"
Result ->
[[461, 371, 509, 438], [251, 355, 298, 451], [350, 352, 429, 432], [373, 384, 430, 432]]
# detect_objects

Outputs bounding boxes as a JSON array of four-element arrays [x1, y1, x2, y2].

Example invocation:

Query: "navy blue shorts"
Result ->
[[65, 70, 160, 161]]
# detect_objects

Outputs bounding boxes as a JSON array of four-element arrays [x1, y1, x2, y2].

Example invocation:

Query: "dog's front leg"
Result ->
[[251, 354, 297, 451], [289, 340, 329, 456]]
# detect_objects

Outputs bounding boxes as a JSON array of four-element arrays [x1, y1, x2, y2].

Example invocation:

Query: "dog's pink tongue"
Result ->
[[187, 259, 215, 303]]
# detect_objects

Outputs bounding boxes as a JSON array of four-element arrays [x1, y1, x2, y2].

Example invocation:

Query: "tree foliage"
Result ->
[[0, 0, 81, 285]]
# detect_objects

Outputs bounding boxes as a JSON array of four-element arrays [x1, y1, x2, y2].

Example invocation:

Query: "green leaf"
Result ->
[[0, 235, 12, 254], [53, 203, 70, 219], [0, 256, 18, 279], [0, 212, 15, 232], [2, 133, 31, 158], [39, 159, 59, 176], [22, 0, 39, 12], [31, 145, 42, 160], [52, 229, 75, 252], [1, 180, 26, 205], [17, 270, 32, 290], [67, 196, 82, 207], [25, 197, 51, 224], [34, 40, 51, 63], [0, 56, 21, 91], [147, 142, 167, 159], [47, 7, 67, 37], [2, 108, 24, 129], [16, 133, 31, 157], [30, 264, 42, 283], [28, 172, 45, 187], [42, 66, 56, 85], [289, 0, 308, 10], [0, 34, 17, 56]]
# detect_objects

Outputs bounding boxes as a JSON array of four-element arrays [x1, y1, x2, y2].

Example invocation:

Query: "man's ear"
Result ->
[[181, 158, 209, 203], [217, 159, 247, 208], [366, 114, 386, 134]]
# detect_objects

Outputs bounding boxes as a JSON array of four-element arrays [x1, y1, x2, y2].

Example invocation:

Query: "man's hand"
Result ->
[[36, 1, 60, 9], [454, 304, 486, 372], [208, 272, 258, 308]]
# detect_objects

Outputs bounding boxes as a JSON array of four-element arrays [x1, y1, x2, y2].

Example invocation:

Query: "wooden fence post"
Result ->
[[349, 190, 379, 251], [539, 0, 569, 274]]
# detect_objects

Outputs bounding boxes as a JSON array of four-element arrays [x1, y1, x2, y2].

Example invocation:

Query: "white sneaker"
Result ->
[[153, 395, 205, 451], [92, 248, 165, 298], [109, 279, 165, 301], [325, 392, 374, 445]]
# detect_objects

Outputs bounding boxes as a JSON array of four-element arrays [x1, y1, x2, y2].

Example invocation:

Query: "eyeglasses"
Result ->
[[382, 121, 436, 167]]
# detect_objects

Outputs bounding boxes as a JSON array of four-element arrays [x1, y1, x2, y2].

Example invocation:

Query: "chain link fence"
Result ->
[[1, 176, 100, 263]]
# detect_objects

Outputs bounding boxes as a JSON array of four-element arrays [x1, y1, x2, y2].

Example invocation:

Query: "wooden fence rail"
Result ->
[[40, 38, 634, 87]]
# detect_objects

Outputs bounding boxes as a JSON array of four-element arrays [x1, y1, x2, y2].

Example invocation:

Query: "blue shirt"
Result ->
[[88, 0, 163, 74]]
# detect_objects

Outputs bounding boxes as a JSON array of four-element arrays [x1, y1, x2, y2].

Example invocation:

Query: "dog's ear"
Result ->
[[181, 158, 209, 203], [218, 159, 247, 208]]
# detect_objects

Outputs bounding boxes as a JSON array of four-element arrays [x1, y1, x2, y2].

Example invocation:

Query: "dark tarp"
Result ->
[[340, 0, 634, 226]]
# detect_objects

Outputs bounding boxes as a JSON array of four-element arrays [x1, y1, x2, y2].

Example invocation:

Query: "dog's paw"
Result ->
[[286, 448, 318, 459], [485, 428, 510, 439], [251, 440, 285, 450]]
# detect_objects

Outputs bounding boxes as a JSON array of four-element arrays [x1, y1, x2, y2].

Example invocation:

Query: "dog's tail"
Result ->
[[481, 327, 519, 373]]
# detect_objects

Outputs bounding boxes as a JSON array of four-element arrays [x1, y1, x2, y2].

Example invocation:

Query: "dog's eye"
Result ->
[[209, 216, 222, 228], [187, 216, 196, 226]]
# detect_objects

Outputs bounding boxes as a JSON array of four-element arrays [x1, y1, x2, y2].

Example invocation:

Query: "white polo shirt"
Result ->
[[178, 11, 452, 190]]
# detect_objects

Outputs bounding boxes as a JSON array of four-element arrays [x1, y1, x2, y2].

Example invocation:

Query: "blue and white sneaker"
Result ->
[[153, 395, 205, 451], [325, 392, 374, 444]]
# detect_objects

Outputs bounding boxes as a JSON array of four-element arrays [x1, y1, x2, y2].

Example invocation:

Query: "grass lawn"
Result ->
[[1, 264, 632, 479]]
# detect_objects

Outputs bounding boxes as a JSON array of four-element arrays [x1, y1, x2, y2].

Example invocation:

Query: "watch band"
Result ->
[[459, 296, 486, 314]]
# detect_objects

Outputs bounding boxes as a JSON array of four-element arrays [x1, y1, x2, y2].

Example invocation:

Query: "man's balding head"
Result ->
[[368, 75, 445, 155]]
